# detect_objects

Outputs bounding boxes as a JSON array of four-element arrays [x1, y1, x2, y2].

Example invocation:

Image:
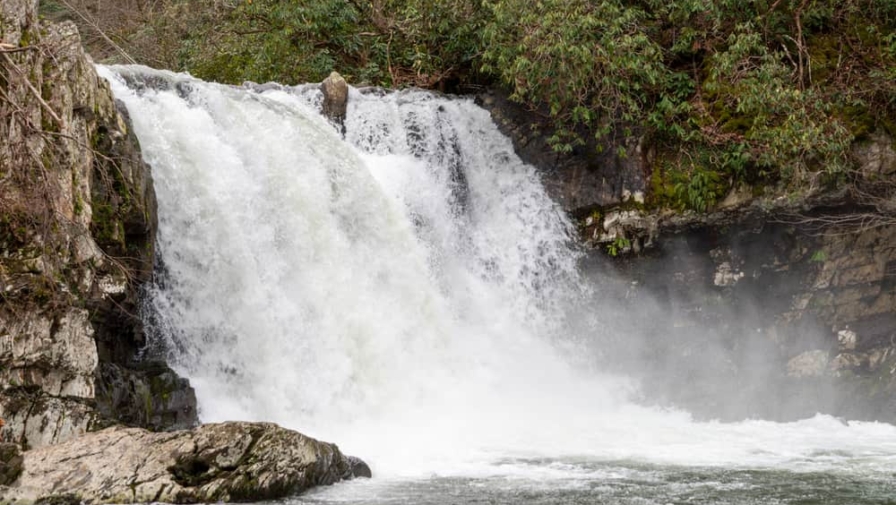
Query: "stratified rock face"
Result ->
[[0, 392, 97, 453], [3, 422, 364, 503], [0, 0, 197, 447], [320, 71, 348, 133], [0, 0, 35, 45], [590, 216, 896, 422], [0, 310, 97, 400]]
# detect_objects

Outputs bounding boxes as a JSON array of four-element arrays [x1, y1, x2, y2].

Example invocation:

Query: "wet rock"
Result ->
[[713, 262, 745, 287], [3, 422, 368, 503], [0, 392, 97, 449], [837, 329, 858, 351], [0, 309, 97, 402], [853, 132, 896, 177], [95, 361, 198, 432], [787, 351, 830, 378], [476, 89, 647, 214], [718, 185, 754, 209], [0, 0, 37, 45], [593, 212, 896, 422], [32, 495, 81, 505], [346, 455, 372, 478], [585, 209, 658, 255], [321, 71, 349, 134]]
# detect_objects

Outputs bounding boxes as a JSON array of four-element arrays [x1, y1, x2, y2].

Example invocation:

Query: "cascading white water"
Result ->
[[100, 66, 896, 483]]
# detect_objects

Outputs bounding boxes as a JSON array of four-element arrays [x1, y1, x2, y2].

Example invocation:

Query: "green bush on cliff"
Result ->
[[62, 0, 484, 88], [181, 0, 365, 85], [50, 0, 896, 207], [480, 0, 667, 153], [482, 0, 894, 197], [701, 22, 853, 183]]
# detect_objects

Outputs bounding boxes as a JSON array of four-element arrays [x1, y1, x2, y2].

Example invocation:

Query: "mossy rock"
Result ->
[[0, 443, 24, 486], [840, 103, 876, 140]]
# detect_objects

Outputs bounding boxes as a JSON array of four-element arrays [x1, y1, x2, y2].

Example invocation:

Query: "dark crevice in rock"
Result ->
[[34, 494, 81, 505], [95, 361, 196, 432], [169, 456, 213, 487]]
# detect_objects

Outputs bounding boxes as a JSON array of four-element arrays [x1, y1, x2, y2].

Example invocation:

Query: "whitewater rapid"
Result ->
[[99, 66, 896, 482]]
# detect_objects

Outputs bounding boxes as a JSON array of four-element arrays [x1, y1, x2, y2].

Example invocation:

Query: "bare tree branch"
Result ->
[[1, 52, 64, 127], [57, 0, 137, 64]]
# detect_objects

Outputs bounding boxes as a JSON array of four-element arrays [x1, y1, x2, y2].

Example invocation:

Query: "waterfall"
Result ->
[[100, 66, 896, 480]]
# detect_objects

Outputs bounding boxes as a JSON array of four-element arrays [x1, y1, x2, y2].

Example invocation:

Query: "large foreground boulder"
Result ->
[[1, 422, 368, 503]]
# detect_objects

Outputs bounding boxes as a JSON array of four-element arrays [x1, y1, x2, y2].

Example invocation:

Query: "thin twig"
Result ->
[[0, 43, 37, 54], [57, 0, 137, 64]]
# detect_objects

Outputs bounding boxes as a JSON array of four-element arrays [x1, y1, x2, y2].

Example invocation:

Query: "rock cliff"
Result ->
[[583, 214, 896, 422], [0, 0, 196, 450]]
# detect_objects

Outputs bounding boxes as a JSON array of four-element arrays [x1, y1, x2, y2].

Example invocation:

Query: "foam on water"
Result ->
[[99, 66, 896, 484]]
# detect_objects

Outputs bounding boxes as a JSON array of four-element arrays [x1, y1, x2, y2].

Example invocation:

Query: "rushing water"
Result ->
[[99, 66, 896, 504]]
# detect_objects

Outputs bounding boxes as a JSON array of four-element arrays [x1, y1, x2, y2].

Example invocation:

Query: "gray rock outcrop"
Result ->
[[0, 0, 196, 447], [1, 422, 367, 503], [588, 211, 896, 422]]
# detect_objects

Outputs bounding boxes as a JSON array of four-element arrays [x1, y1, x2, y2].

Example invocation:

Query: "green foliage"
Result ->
[[481, 0, 667, 152], [674, 168, 721, 212], [187, 0, 363, 84], [648, 143, 734, 212], [60, 0, 896, 211], [479, 0, 895, 197], [37, 1, 67, 18], [702, 23, 852, 183], [606, 236, 631, 257], [154, 0, 483, 88]]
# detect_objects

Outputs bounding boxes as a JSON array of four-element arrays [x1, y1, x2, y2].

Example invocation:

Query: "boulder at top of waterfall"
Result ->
[[2, 422, 369, 503], [321, 71, 349, 132]]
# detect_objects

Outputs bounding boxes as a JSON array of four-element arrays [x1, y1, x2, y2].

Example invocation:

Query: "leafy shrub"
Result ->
[[54, 0, 896, 207], [481, 0, 667, 152]]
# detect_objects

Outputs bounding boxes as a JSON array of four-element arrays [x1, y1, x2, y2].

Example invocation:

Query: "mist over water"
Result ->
[[100, 66, 896, 499]]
